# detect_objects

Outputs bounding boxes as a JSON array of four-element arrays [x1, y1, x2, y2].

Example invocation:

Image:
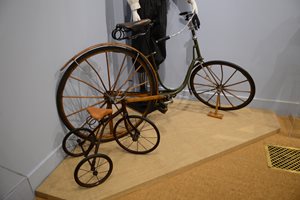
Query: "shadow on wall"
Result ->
[[105, 0, 131, 42], [105, 0, 115, 42], [253, 16, 300, 115], [158, 0, 193, 84]]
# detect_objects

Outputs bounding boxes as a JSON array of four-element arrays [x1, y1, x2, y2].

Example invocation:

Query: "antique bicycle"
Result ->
[[62, 97, 160, 187], [56, 12, 255, 142]]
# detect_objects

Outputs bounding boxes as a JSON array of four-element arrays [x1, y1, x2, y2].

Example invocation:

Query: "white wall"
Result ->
[[0, 0, 107, 199]]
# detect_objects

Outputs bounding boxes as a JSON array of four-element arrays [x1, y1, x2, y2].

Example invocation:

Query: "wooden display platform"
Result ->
[[36, 99, 280, 200]]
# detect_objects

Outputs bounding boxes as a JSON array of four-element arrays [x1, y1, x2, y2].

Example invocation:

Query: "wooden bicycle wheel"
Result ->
[[57, 43, 158, 142]]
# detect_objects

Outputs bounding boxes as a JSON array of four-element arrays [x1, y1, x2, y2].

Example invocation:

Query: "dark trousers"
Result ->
[[132, 0, 167, 70]]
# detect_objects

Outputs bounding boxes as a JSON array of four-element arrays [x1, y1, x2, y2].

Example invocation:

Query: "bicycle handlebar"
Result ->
[[156, 12, 200, 43], [155, 36, 171, 43]]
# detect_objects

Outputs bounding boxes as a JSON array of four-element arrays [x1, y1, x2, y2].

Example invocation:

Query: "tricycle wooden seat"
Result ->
[[87, 107, 113, 121]]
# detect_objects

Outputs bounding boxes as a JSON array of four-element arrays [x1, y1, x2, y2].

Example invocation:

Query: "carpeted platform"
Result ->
[[36, 99, 280, 200]]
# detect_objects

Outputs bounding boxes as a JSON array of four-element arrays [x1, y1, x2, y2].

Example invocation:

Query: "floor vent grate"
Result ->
[[265, 144, 300, 174]]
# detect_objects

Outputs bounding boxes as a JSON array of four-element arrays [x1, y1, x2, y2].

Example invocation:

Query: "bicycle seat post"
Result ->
[[87, 107, 113, 151]]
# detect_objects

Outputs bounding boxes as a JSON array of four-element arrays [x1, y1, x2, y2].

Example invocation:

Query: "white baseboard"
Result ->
[[176, 90, 300, 116], [0, 166, 34, 200], [3, 178, 34, 200], [27, 144, 66, 190], [248, 98, 300, 116]]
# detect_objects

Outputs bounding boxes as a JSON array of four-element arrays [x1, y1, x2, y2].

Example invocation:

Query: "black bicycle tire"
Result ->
[[62, 128, 95, 157], [74, 153, 113, 187], [190, 60, 255, 110]]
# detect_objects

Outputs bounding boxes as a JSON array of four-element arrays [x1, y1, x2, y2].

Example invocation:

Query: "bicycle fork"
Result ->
[[123, 113, 140, 141]]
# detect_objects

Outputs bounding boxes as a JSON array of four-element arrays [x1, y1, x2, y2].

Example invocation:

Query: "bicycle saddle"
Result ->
[[112, 19, 152, 40], [116, 19, 152, 32]]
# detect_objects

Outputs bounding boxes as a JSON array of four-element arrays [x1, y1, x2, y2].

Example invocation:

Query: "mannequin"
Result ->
[[127, 0, 198, 69], [127, 0, 198, 21]]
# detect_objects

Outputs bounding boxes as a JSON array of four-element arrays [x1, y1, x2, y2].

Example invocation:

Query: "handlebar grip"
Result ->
[[156, 36, 170, 43], [111, 28, 127, 40], [179, 11, 190, 16]]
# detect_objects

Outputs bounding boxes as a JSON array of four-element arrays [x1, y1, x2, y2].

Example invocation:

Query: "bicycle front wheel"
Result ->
[[57, 44, 158, 142], [190, 60, 255, 110]]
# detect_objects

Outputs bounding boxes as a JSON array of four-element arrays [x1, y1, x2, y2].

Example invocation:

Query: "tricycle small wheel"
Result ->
[[74, 153, 113, 188], [62, 128, 95, 157]]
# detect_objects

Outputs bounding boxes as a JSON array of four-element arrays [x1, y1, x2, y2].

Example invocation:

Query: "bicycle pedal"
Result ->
[[158, 106, 168, 114], [156, 102, 168, 114], [163, 99, 173, 105]]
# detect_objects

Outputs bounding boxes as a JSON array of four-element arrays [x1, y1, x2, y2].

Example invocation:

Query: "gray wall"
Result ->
[[161, 0, 300, 115], [0, 0, 299, 199], [0, 0, 107, 199]]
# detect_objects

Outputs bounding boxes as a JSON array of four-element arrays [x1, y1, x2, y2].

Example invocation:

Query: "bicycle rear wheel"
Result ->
[[56, 44, 158, 142], [190, 60, 255, 110]]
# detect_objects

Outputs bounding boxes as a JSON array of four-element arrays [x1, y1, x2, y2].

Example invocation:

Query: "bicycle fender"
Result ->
[[59, 42, 155, 72]]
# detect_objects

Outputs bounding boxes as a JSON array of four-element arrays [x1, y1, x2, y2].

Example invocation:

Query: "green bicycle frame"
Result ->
[[151, 27, 204, 97]]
